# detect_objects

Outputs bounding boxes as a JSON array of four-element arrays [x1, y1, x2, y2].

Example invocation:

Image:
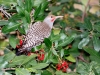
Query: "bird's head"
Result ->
[[44, 15, 63, 28]]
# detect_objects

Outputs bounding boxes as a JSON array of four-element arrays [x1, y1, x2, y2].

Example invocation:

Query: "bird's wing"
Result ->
[[19, 21, 51, 52]]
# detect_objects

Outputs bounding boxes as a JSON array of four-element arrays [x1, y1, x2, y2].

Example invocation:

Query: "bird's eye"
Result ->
[[51, 16, 53, 18]]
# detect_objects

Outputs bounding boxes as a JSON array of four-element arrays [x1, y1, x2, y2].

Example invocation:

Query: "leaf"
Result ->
[[0, 20, 9, 26], [34, 4, 41, 19], [17, 0, 24, 7], [41, 70, 52, 75], [58, 34, 77, 46], [51, 48, 58, 56], [66, 54, 76, 62], [16, 6, 25, 16], [53, 28, 61, 35], [21, 54, 37, 65], [33, 0, 46, 7], [3, 52, 15, 62], [18, 26, 26, 34], [9, 55, 36, 66], [25, 11, 31, 23], [0, 40, 9, 50], [78, 37, 89, 49], [9, 35, 18, 48], [92, 35, 100, 51], [84, 18, 92, 31], [83, 47, 100, 59], [2, 22, 21, 33], [15, 68, 30, 75], [33, 63, 49, 69], [44, 38, 52, 48], [24, 0, 32, 12]]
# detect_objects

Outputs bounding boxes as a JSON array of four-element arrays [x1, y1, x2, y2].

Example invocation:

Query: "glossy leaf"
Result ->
[[3, 52, 15, 62], [24, 0, 32, 12], [83, 47, 100, 59], [33, 0, 46, 7], [84, 18, 92, 31], [78, 37, 89, 49], [58, 34, 77, 46], [52, 48, 58, 56], [16, 68, 30, 75], [34, 4, 41, 19], [92, 35, 100, 51], [33, 63, 49, 69], [16, 6, 25, 16], [2, 22, 21, 33], [66, 54, 76, 62], [9, 35, 18, 48], [0, 20, 9, 26], [44, 38, 52, 48], [25, 11, 31, 23]]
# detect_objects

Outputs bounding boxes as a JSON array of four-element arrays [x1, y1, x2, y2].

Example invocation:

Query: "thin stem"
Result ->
[[82, 0, 90, 22]]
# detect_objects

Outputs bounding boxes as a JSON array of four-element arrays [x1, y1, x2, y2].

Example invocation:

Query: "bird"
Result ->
[[16, 15, 63, 55]]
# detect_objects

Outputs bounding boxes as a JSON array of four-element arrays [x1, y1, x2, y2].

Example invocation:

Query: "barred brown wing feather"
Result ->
[[18, 21, 51, 53]]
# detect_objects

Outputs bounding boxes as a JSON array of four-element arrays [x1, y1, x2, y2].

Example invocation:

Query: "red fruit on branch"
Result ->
[[37, 54, 45, 61], [19, 39, 23, 46], [56, 64, 62, 70]]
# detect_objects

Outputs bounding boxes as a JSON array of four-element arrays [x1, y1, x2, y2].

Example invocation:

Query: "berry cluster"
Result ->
[[56, 61, 69, 72], [16, 39, 23, 48], [27, 49, 45, 61]]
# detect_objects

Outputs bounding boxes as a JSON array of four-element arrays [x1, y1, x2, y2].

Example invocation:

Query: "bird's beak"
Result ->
[[55, 16, 63, 19]]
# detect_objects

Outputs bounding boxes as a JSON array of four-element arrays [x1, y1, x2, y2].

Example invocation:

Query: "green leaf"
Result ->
[[24, 0, 32, 12], [4, 52, 15, 62], [66, 54, 76, 62], [2, 22, 21, 33], [0, 20, 9, 26], [16, 6, 25, 16], [84, 18, 92, 31], [51, 48, 58, 56], [25, 11, 31, 23], [18, 26, 26, 34], [9, 35, 18, 48], [0, 40, 9, 50], [34, 4, 41, 19], [9, 55, 36, 66], [53, 28, 61, 35], [21, 54, 37, 65], [78, 37, 89, 49], [92, 35, 100, 52], [33, 0, 46, 7], [41, 70, 52, 75], [16, 68, 30, 75], [17, 0, 24, 7], [33, 63, 49, 69], [83, 47, 100, 59], [44, 38, 52, 48], [58, 34, 77, 46]]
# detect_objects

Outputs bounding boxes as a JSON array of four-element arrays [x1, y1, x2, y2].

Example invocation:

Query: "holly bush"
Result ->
[[0, 0, 100, 75]]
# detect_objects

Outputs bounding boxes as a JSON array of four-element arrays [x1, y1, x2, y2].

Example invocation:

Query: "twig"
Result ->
[[82, 0, 90, 22], [0, 6, 11, 19], [2, 68, 15, 72]]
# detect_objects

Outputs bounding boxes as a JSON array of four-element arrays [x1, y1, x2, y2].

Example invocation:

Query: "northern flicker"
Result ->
[[16, 15, 63, 55]]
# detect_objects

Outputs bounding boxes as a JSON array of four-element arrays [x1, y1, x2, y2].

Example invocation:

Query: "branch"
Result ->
[[2, 68, 15, 72], [0, 6, 11, 19], [82, 0, 90, 22]]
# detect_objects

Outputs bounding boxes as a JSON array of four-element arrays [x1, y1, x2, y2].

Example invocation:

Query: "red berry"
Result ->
[[62, 61, 68, 67], [56, 64, 62, 70], [37, 54, 45, 61], [62, 67, 67, 72], [27, 52, 31, 56], [19, 39, 23, 46], [16, 45, 21, 48]]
